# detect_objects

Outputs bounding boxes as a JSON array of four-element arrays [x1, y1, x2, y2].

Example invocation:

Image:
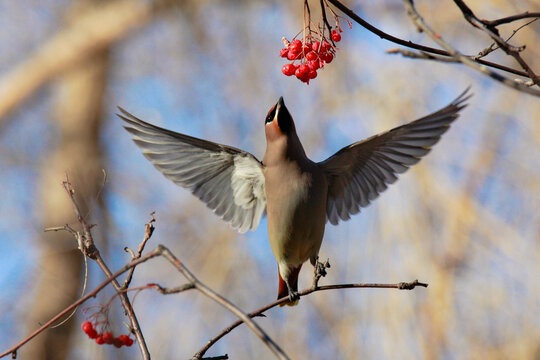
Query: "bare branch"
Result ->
[[452, 0, 540, 87], [60, 180, 151, 359], [160, 247, 291, 360], [325, 0, 530, 78], [193, 279, 428, 359], [1, 242, 290, 360], [402, 0, 540, 96], [0, 248, 163, 359]]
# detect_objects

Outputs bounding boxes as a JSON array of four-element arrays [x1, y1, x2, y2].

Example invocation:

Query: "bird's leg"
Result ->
[[311, 257, 331, 290], [286, 281, 300, 303]]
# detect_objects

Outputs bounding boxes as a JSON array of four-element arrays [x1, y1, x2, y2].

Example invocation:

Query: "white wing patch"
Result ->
[[231, 155, 267, 232]]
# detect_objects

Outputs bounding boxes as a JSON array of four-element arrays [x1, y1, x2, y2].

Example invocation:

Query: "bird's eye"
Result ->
[[265, 105, 276, 124]]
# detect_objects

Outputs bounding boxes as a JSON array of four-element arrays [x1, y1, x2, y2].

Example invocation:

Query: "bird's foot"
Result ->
[[312, 257, 331, 290], [278, 283, 300, 307], [288, 290, 300, 303]]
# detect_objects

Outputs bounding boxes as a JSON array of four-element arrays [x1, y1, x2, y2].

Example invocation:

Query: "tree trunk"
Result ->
[[23, 40, 109, 360]]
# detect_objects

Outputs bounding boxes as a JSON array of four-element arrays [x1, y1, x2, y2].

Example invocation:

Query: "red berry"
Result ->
[[87, 329, 98, 339], [125, 337, 134, 347], [321, 52, 334, 63], [295, 72, 307, 81], [279, 48, 289, 58], [331, 30, 341, 42], [113, 338, 123, 348], [307, 60, 320, 70], [102, 331, 114, 344], [282, 64, 296, 76], [118, 334, 131, 345], [295, 64, 310, 78], [321, 40, 331, 51], [287, 51, 299, 61], [305, 51, 317, 61], [95, 336, 105, 345], [290, 39, 302, 52], [308, 70, 318, 79], [312, 42, 320, 52], [81, 321, 93, 334]]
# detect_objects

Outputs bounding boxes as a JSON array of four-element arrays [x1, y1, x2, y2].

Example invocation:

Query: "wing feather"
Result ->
[[320, 89, 471, 224], [118, 108, 266, 233]]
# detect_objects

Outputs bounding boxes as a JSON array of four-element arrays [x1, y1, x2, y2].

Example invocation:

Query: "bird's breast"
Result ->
[[264, 160, 328, 266]]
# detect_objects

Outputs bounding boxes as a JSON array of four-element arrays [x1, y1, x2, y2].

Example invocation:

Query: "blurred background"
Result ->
[[1, 0, 539, 359]]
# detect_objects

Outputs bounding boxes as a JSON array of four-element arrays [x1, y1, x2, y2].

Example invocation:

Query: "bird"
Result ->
[[119, 88, 470, 306]]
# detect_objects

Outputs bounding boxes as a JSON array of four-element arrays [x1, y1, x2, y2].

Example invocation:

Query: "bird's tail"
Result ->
[[277, 264, 302, 307]]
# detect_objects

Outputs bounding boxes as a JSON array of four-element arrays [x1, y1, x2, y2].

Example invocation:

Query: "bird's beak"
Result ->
[[275, 97, 293, 134], [276, 96, 285, 111]]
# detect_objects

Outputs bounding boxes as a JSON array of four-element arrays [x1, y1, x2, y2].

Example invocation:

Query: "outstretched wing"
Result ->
[[118, 108, 266, 233], [319, 89, 471, 225]]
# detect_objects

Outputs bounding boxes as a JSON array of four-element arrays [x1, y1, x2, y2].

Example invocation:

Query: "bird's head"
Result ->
[[265, 97, 295, 141]]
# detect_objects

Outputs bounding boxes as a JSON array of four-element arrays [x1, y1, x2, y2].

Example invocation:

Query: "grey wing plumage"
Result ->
[[118, 108, 266, 233], [319, 88, 471, 225]]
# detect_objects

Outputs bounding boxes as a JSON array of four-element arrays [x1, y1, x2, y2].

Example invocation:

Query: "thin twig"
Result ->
[[402, 0, 540, 96], [193, 279, 428, 359], [484, 11, 540, 27], [61, 180, 151, 359], [474, 18, 538, 60], [319, 0, 335, 47], [122, 212, 156, 289], [148, 283, 196, 294], [387, 48, 460, 62]]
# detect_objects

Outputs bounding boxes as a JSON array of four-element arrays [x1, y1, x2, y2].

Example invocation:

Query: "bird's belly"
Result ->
[[266, 169, 327, 267]]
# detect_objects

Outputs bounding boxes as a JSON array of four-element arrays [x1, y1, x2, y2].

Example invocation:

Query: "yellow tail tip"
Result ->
[[278, 299, 299, 307]]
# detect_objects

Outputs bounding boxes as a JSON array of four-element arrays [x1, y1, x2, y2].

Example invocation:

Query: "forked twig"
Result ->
[[402, 0, 540, 96], [60, 179, 151, 359], [0, 248, 162, 359], [122, 213, 156, 289]]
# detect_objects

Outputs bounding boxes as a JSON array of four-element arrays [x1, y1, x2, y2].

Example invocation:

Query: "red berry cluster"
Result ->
[[82, 321, 134, 348], [280, 29, 342, 84]]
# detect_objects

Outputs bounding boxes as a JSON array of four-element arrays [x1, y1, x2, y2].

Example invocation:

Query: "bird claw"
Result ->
[[288, 290, 300, 303]]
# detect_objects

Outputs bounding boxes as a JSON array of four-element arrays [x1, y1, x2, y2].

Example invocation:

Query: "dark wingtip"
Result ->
[[456, 86, 473, 104], [116, 106, 132, 121]]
